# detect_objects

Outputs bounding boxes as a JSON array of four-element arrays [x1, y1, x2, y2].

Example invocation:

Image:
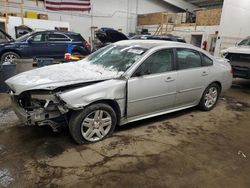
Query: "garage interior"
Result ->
[[0, 0, 250, 187]]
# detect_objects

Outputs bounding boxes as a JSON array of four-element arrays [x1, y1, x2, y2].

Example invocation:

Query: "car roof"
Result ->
[[32, 30, 80, 35], [115, 40, 214, 59], [115, 40, 192, 49]]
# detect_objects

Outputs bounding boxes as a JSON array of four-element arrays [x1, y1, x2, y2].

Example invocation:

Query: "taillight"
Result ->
[[230, 66, 233, 74], [83, 41, 90, 50]]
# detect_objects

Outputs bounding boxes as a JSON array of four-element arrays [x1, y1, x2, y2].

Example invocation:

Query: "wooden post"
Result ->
[[4, 0, 9, 24], [20, 0, 24, 25]]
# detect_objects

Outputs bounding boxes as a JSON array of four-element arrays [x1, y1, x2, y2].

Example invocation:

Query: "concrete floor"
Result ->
[[0, 79, 250, 188]]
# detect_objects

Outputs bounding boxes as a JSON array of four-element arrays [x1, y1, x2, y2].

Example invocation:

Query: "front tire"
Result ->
[[198, 83, 220, 111], [1, 52, 20, 64], [69, 103, 117, 144]]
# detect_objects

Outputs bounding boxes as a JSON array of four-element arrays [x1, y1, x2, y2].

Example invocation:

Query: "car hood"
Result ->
[[0, 29, 14, 42], [0, 41, 15, 47], [221, 46, 250, 55], [96, 29, 128, 44], [5, 60, 124, 95]]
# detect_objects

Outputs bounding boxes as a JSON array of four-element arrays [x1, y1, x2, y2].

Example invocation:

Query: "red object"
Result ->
[[45, 0, 91, 11], [202, 40, 207, 50], [84, 41, 91, 50], [64, 53, 71, 60]]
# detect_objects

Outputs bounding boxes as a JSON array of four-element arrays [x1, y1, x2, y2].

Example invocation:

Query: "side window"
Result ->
[[135, 49, 173, 76], [32, 34, 46, 42], [202, 54, 213, 66], [176, 48, 202, 70], [48, 34, 70, 42]]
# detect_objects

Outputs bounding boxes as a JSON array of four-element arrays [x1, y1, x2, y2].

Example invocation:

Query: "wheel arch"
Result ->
[[0, 49, 21, 58], [68, 99, 122, 125], [209, 81, 222, 92], [89, 99, 122, 124]]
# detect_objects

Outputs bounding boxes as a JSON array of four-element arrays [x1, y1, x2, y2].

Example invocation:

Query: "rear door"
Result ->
[[47, 33, 71, 58], [127, 48, 177, 119], [175, 48, 210, 107]]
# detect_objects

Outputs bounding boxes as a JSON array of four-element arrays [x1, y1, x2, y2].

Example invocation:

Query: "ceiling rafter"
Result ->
[[183, 0, 224, 8]]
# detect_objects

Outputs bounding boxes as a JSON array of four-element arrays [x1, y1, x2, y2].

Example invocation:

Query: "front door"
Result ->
[[127, 49, 177, 119], [28, 33, 48, 58]]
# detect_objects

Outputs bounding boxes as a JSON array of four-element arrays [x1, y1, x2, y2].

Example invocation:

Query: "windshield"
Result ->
[[15, 31, 35, 42], [238, 38, 250, 46], [86, 44, 147, 72]]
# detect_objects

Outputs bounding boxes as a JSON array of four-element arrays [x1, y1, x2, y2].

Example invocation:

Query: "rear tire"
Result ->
[[1, 52, 20, 64], [198, 83, 220, 111], [69, 103, 117, 144]]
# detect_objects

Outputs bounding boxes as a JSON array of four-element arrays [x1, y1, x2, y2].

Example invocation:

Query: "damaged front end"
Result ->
[[10, 90, 69, 131]]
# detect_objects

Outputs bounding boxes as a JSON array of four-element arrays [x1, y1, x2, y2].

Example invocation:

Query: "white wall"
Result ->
[[171, 25, 219, 44], [7, 16, 70, 38], [0, 0, 181, 41], [214, 0, 250, 56]]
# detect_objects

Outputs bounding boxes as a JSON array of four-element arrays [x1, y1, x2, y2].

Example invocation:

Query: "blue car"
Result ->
[[0, 30, 91, 64]]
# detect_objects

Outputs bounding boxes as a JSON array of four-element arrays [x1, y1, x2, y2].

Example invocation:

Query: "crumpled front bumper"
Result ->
[[10, 92, 61, 126], [10, 93, 31, 125]]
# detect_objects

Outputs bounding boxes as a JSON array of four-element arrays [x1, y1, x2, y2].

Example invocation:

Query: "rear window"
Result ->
[[226, 53, 250, 63], [69, 33, 85, 41]]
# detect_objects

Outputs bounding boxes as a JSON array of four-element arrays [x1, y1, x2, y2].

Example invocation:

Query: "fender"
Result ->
[[58, 79, 127, 110]]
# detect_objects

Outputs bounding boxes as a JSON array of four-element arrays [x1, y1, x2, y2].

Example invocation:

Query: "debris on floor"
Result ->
[[238, 150, 247, 158], [0, 168, 15, 188]]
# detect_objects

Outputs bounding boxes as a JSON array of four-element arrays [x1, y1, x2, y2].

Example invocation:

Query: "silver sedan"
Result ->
[[6, 40, 233, 144]]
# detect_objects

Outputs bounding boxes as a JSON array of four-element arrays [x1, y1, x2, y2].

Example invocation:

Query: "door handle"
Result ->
[[165, 77, 175, 82], [202, 71, 208, 76]]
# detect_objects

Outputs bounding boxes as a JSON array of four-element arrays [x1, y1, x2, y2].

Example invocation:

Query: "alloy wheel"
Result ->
[[81, 110, 112, 142], [204, 87, 218, 109], [4, 54, 17, 63]]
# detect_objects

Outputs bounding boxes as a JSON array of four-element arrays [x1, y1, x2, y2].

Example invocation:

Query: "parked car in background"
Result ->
[[94, 28, 128, 50], [6, 40, 232, 144], [0, 29, 14, 43], [130, 34, 186, 43], [0, 30, 91, 64], [222, 37, 250, 79]]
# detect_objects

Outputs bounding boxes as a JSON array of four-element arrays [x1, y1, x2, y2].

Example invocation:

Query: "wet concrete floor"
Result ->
[[0, 79, 250, 188]]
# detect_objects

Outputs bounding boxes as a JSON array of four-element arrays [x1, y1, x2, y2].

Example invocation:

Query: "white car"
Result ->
[[6, 40, 233, 144], [221, 37, 250, 79]]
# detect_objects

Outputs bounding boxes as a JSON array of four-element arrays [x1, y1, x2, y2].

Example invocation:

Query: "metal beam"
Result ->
[[162, 0, 198, 11], [185, 0, 224, 8]]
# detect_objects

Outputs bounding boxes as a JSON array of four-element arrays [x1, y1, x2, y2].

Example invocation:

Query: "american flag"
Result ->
[[45, 0, 91, 11]]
